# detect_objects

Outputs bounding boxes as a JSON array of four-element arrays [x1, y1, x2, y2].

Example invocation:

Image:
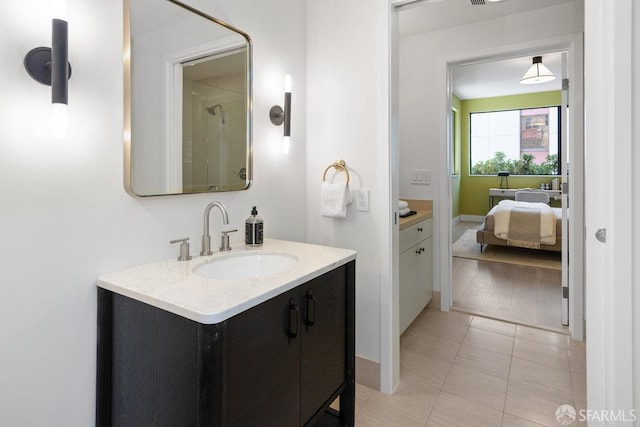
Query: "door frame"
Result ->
[[438, 34, 585, 340], [583, 0, 636, 413]]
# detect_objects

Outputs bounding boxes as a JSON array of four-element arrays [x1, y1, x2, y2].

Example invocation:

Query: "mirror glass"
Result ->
[[124, 0, 252, 196]]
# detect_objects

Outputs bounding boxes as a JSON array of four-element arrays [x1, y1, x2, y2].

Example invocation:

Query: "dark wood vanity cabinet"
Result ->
[[97, 261, 355, 427]]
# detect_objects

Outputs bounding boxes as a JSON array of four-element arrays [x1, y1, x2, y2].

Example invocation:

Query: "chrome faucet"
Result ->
[[201, 201, 236, 255]]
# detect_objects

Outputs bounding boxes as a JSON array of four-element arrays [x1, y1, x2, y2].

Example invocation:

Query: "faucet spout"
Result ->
[[201, 201, 230, 256]]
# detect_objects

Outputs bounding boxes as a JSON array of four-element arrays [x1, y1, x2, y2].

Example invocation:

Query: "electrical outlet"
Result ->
[[356, 189, 369, 212]]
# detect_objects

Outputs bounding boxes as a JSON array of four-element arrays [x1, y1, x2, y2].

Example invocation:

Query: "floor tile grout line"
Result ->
[[500, 335, 517, 427], [565, 346, 579, 410], [379, 307, 586, 427], [423, 315, 473, 426]]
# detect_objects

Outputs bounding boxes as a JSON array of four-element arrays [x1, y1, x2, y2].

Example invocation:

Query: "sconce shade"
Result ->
[[269, 92, 291, 137], [51, 18, 69, 104], [24, 3, 71, 139], [24, 19, 72, 102], [270, 76, 292, 132], [270, 75, 292, 153], [283, 91, 291, 137], [520, 56, 555, 85]]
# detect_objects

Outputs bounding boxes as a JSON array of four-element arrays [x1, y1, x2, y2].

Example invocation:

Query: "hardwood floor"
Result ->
[[452, 221, 566, 332]]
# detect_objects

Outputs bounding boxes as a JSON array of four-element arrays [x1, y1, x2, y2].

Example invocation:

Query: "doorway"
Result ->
[[392, 0, 586, 396], [449, 52, 567, 331], [441, 37, 584, 341]]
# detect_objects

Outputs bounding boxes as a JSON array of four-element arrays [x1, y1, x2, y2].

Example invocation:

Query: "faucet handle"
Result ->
[[220, 229, 238, 252], [170, 237, 192, 261]]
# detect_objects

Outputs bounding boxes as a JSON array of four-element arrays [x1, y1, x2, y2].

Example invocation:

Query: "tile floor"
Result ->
[[354, 309, 586, 426]]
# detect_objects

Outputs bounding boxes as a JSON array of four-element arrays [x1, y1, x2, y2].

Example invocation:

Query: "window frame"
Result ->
[[468, 105, 562, 176]]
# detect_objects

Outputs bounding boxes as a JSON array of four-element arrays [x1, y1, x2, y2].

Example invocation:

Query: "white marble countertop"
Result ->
[[97, 239, 356, 324]]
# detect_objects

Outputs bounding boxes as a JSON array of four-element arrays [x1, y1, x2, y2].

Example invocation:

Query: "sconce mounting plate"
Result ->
[[24, 47, 72, 86], [269, 105, 284, 126]]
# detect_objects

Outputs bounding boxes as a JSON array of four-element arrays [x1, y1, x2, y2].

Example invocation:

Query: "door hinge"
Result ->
[[562, 78, 570, 90], [562, 182, 569, 195], [563, 286, 569, 299]]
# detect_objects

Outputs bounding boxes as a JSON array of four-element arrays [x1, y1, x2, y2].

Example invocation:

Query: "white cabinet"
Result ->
[[399, 218, 433, 334]]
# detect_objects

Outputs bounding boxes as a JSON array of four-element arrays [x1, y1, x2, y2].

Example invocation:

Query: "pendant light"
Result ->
[[520, 56, 555, 85]]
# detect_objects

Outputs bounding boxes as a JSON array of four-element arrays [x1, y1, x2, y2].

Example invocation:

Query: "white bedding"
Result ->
[[492, 199, 557, 245]]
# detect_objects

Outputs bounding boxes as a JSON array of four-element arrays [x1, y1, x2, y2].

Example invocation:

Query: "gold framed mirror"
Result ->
[[124, 0, 252, 196]]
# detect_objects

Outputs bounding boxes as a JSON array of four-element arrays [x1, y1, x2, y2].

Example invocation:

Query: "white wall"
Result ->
[[0, 0, 306, 424], [306, 0, 393, 385], [398, 1, 584, 293]]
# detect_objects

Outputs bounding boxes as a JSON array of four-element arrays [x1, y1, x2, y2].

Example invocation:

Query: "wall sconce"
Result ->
[[24, 0, 72, 138], [270, 75, 292, 154]]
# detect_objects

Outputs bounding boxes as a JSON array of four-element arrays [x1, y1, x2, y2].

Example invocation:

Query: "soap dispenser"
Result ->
[[245, 206, 264, 247]]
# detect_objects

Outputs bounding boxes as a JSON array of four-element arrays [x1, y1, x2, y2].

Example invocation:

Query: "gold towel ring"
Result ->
[[322, 160, 350, 185]]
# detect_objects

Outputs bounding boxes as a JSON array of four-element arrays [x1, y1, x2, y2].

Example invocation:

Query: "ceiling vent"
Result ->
[[470, 0, 504, 4]]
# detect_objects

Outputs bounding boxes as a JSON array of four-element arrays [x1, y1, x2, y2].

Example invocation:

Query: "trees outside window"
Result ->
[[470, 107, 560, 175]]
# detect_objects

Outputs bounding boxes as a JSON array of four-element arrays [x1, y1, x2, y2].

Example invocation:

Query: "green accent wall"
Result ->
[[459, 91, 562, 217]]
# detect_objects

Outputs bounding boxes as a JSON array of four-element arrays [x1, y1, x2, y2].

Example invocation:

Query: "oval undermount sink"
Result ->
[[194, 252, 299, 280]]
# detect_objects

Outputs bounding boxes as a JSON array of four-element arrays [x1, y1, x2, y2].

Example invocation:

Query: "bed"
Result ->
[[476, 199, 563, 252]]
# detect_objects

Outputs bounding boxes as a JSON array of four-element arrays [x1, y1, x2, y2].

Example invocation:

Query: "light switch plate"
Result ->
[[411, 169, 430, 185]]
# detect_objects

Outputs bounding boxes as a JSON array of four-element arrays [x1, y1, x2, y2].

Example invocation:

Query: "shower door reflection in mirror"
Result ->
[[181, 50, 248, 192], [125, 0, 252, 196]]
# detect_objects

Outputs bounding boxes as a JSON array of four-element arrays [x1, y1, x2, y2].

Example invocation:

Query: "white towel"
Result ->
[[321, 182, 351, 218], [399, 200, 409, 209], [399, 207, 411, 216]]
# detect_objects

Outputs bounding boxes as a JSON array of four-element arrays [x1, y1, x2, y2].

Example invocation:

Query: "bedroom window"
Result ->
[[470, 106, 560, 175]]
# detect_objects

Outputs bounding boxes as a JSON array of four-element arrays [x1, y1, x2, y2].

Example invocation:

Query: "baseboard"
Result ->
[[460, 214, 485, 223], [355, 356, 380, 391], [427, 291, 441, 310], [452, 216, 461, 225]]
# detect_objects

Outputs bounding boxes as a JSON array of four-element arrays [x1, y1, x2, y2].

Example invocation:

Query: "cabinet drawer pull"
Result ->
[[417, 227, 423, 232], [305, 293, 316, 328], [288, 299, 299, 340], [415, 247, 425, 254]]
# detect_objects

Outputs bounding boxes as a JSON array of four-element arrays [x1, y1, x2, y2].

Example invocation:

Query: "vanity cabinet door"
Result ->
[[224, 289, 301, 427], [399, 236, 433, 334], [300, 267, 347, 424]]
